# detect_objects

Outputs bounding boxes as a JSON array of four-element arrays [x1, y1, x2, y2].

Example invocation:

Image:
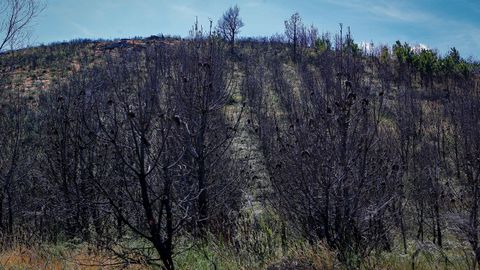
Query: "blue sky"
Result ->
[[33, 0, 480, 58]]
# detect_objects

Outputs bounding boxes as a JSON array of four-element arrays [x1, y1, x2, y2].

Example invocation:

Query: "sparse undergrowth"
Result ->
[[0, 226, 475, 269]]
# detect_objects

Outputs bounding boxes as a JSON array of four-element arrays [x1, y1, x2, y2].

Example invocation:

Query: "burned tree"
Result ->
[[255, 28, 397, 266], [172, 24, 244, 235], [0, 0, 43, 52], [217, 5, 244, 54], [284, 12, 304, 61]]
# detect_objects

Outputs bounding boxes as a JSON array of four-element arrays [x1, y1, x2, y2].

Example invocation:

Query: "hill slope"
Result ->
[[1, 35, 480, 269]]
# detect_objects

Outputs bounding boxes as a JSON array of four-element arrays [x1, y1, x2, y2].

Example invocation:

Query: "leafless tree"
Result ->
[[175, 23, 245, 236], [249, 28, 397, 267], [0, 0, 44, 52], [446, 71, 480, 267], [0, 88, 30, 237], [32, 22, 245, 268], [0, 0, 43, 243], [284, 12, 303, 61], [217, 5, 244, 54]]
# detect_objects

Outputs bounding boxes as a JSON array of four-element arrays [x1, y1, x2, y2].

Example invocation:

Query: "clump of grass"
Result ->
[[266, 241, 338, 270], [362, 238, 473, 270], [0, 242, 149, 269], [174, 208, 339, 269], [174, 237, 244, 270]]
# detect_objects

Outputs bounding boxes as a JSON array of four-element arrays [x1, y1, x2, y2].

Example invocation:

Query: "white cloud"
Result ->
[[245, 0, 264, 8], [71, 22, 95, 37], [320, 0, 434, 23], [368, 4, 433, 22]]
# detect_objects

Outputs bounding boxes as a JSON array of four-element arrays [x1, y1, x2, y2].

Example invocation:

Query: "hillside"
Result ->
[[1, 32, 480, 270]]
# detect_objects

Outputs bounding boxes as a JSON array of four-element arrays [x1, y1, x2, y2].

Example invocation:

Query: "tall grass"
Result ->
[[0, 212, 475, 269]]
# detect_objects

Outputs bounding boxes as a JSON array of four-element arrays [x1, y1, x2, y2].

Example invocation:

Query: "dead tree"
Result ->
[[0, 0, 43, 243], [447, 70, 480, 267], [0, 0, 44, 52], [172, 25, 244, 235], [256, 27, 396, 266], [284, 12, 303, 61], [217, 5, 244, 54]]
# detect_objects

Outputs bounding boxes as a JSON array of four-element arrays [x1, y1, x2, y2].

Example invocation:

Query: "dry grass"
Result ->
[[0, 238, 475, 270], [0, 245, 149, 270]]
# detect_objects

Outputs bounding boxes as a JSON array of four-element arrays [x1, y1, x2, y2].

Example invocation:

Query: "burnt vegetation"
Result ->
[[2, 5, 480, 270]]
